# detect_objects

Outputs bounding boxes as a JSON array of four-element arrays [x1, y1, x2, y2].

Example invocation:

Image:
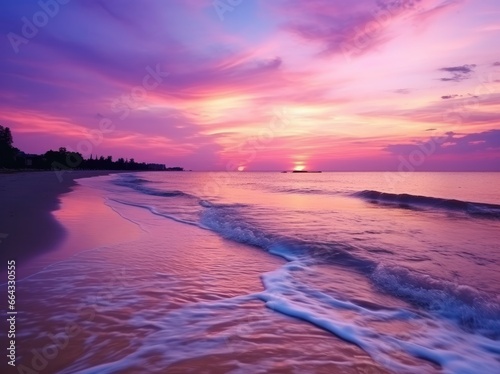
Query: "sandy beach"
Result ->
[[0, 171, 146, 373], [0, 170, 128, 272]]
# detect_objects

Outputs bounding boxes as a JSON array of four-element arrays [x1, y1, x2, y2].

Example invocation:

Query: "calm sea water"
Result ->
[[13, 172, 500, 373]]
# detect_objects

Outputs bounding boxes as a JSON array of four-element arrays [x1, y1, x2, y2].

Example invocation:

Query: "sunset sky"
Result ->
[[1, 0, 499, 171]]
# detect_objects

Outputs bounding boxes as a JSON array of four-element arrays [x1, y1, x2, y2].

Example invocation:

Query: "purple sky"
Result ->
[[1, 0, 499, 170]]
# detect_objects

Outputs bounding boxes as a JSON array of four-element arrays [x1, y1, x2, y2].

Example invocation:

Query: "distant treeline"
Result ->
[[0, 125, 183, 172]]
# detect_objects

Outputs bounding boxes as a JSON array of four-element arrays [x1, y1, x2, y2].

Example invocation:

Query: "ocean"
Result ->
[[12, 172, 500, 373]]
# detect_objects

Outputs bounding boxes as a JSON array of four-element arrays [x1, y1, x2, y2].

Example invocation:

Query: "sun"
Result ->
[[293, 164, 306, 171], [237, 166, 245, 171]]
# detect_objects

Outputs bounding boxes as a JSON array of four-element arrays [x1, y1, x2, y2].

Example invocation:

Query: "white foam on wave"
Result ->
[[109, 198, 201, 228], [257, 262, 500, 374], [268, 244, 300, 261], [372, 264, 500, 333], [55, 292, 271, 374]]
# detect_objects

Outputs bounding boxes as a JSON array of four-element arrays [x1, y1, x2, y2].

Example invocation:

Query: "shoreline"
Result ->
[[0, 170, 128, 269]]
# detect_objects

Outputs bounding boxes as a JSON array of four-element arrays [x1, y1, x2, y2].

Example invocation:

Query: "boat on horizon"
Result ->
[[280, 170, 322, 173]]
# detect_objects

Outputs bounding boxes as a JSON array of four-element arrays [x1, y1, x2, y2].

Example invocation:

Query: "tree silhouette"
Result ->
[[0, 126, 16, 167], [0, 126, 13, 147], [1, 127, 182, 171]]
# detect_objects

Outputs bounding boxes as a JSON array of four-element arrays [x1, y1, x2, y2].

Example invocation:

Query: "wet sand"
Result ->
[[0, 170, 126, 270], [0, 171, 143, 373]]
